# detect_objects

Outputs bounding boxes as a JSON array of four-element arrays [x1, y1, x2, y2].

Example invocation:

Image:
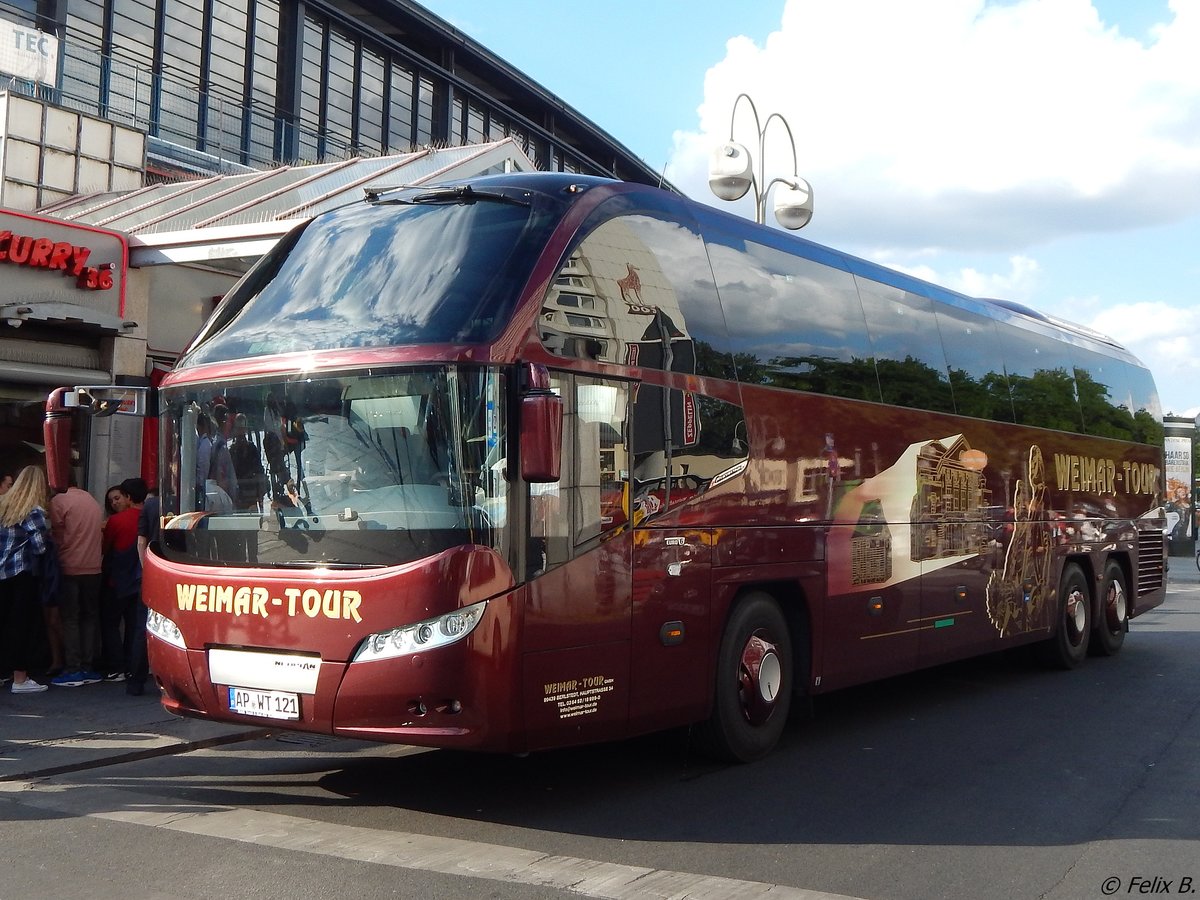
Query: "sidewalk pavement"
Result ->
[[0, 678, 263, 783], [2, 553, 1196, 784]]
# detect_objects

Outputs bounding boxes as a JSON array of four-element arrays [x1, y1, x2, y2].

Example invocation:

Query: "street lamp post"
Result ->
[[708, 93, 813, 230]]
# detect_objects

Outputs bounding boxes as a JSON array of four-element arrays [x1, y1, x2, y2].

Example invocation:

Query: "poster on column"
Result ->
[[1164, 435, 1192, 540]]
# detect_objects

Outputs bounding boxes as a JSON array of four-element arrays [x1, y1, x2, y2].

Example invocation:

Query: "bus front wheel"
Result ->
[[1037, 563, 1091, 669], [1090, 560, 1127, 656], [699, 592, 793, 763]]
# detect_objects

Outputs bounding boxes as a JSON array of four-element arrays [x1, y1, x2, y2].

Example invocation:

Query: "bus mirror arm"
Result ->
[[520, 391, 563, 483]]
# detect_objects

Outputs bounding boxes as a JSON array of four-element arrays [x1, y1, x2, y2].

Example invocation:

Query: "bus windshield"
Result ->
[[157, 366, 509, 569], [179, 187, 560, 366]]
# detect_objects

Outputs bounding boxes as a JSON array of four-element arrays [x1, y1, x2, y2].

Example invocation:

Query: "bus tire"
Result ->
[[699, 592, 793, 763], [1037, 563, 1091, 669], [1091, 560, 1128, 657]]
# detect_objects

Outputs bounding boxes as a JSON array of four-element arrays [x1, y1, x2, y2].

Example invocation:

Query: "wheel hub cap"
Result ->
[[1067, 588, 1086, 638], [1106, 582, 1127, 630], [738, 634, 782, 726]]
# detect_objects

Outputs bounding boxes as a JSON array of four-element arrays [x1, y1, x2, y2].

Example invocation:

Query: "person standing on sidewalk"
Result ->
[[49, 473, 104, 687], [100, 479, 144, 687], [111, 478, 152, 695], [0, 466, 53, 694]]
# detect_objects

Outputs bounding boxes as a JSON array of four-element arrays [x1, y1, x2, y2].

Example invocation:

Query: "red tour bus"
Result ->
[[46, 174, 1167, 761]]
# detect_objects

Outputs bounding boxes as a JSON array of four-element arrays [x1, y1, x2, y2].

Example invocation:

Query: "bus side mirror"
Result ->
[[520, 391, 562, 483], [44, 388, 73, 494]]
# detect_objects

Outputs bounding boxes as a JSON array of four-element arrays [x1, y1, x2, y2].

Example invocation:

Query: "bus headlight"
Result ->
[[147, 609, 187, 649], [353, 600, 487, 662]]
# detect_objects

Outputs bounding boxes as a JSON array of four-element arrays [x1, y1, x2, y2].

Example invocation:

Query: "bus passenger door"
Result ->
[[521, 375, 634, 750], [628, 526, 712, 731], [522, 536, 633, 750]]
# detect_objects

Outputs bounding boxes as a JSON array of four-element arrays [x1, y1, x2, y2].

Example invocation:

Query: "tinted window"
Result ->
[[573, 377, 631, 543], [934, 303, 1013, 421], [180, 195, 560, 366], [1072, 345, 1162, 441], [856, 277, 954, 413], [703, 224, 878, 402], [541, 201, 735, 380], [629, 381, 747, 519], [997, 321, 1082, 431]]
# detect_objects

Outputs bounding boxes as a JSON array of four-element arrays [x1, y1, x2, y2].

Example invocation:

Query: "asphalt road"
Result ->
[[2, 558, 1198, 900]]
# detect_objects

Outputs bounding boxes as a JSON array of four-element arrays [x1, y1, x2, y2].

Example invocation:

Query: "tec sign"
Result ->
[[0, 18, 59, 87]]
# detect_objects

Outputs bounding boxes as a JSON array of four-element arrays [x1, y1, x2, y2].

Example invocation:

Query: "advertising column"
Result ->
[[1163, 416, 1195, 557]]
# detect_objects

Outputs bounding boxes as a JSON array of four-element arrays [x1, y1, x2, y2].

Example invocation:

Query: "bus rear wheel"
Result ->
[[699, 592, 793, 763], [1037, 563, 1091, 669], [1090, 560, 1127, 657]]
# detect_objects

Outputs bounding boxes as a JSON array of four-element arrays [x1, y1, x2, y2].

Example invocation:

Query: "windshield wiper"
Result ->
[[282, 560, 376, 570], [369, 184, 531, 208]]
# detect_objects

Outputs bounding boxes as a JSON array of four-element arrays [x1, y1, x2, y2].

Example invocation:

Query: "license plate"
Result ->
[[227, 686, 300, 720]]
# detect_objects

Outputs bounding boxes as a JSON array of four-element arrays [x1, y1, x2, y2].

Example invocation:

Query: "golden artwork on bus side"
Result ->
[[1051, 452, 1160, 496], [909, 436, 990, 563], [985, 445, 1054, 638], [829, 433, 982, 599]]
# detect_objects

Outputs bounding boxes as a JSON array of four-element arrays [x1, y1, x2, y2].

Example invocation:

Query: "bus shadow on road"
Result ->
[[315, 641, 1200, 848]]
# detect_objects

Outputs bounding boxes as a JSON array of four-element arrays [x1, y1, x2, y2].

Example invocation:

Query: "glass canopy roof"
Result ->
[[39, 139, 535, 236]]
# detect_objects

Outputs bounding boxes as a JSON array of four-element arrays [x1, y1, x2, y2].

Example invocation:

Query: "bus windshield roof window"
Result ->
[[180, 195, 559, 367], [157, 368, 509, 569]]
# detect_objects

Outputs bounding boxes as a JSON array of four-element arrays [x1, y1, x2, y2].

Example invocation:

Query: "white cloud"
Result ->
[[887, 254, 1043, 300], [1084, 301, 1200, 414], [667, 0, 1200, 253], [1090, 300, 1199, 345]]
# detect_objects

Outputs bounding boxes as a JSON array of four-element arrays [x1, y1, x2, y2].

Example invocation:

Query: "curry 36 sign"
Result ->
[[0, 208, 128, 319]]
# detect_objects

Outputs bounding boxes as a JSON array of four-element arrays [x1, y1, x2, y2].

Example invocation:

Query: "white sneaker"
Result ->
[[11, 678, 48, 694]]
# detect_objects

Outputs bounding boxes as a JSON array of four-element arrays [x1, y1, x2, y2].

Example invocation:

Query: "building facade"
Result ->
[[0, 0, 664, 491], [5, 0, 660, 188]]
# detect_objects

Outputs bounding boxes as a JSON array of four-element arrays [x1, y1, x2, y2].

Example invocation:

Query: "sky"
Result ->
[[422, 0, 1200, 419]]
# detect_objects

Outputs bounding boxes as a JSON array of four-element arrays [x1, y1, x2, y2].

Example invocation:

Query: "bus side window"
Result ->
[[997, 321, 1083, 432], [934, 304, 1013, 422], [632, 389, 747, 516], [572, 377, 632, 542], [528, 375, 633, 576], [1071, 346, 1162, 441], [703, 229, 879, 403], [538, 203, 736, 383], [856, 277, 954, 414]]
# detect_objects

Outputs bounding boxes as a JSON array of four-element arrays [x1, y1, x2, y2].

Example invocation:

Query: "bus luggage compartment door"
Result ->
[[521, 534, 631, 751], [627, 527, 712, 732]]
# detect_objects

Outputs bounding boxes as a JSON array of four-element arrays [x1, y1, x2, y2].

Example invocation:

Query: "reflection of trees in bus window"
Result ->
[[934, 303, 1013, 422], [856, 278, 954, 414], [1071, 345, 1163, 442], [704, 231, 878, 402], [996, 323, 1084, 432]]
